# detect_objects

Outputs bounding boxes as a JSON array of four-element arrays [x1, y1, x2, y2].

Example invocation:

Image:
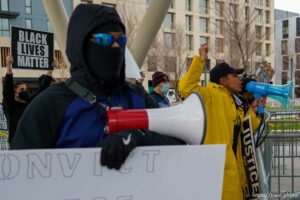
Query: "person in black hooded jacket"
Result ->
[[3, 54, 54, 144], [11, 4, 184, 170]]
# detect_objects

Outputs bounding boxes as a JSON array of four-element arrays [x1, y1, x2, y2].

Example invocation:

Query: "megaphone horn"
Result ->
[[246, 81, 292, 113], [106, 93, 206, 145]]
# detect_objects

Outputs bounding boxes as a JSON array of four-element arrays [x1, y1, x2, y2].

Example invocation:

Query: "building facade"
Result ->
[[275, 16, 300, 98], [0, 0, 275, 95]]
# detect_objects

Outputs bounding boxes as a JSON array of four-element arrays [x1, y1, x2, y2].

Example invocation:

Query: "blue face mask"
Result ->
[[161, 83, 170, 94]]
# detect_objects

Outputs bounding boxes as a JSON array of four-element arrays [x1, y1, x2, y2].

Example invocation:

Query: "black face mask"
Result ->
[[18, 91, 29, 102], [85, 42, 125, 83]]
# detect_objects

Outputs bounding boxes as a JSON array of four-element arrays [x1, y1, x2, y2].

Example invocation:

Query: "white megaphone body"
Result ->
[[106, 93, 206, 145]]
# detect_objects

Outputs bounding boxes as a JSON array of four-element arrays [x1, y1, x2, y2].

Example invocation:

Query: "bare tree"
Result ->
[[210, 0, 270, 74], [147, 24, 192, 100], [116, 1, 144, 49]]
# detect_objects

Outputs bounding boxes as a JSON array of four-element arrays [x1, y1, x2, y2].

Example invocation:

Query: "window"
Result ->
[[296, 38, 300, 53], [255, 9, 262, 23], [256, 42, 262, 56], [199, 36, 209, 46], [255, 26, 262, 39], [215, 1, 223, 17], [145, 0, 152, 4], [164, 56, 176, 72], [185, 15, 192, 31], [265, 0, 269, 7], [1, 47, 10, 67], [265, 11, 270, 24], [295, 71, 300, 85], [265, 27, 270, 40], [199, 17, 208, 33], [199, 0, 208, 14], [282, 56, 289, 70], [215, 20, 223, 34], [229, 4, 237, 19], [25, 19, 32, 29], [0, 0, 8, 11], [265, 43, 270, 57], [295, 87, 300, 98], [282, 72, 288, 84], [281, 40, 288, 55], [255, 0, 262, 6], [0, 18, 9, 36], [185, 0, 192, 11], [163, 13, 174, 29], [297, 55, 300, 69], [147, 55, 157, 72], [245, 7, 249, 21], [25, 0, 31, 14], [186, 34, 193, 50], [297, 18, 300, 37], [282, 20, 289, 39], [164, 32, 174, 48], [216, 38, 224, 53]]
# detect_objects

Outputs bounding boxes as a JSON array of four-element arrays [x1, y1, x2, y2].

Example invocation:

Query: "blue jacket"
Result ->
[[150, 91, 170, 108], [11, 82, 161, 148]]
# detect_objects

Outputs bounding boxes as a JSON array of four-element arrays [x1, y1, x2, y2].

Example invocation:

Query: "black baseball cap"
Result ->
[[210, 62, 244, 84]]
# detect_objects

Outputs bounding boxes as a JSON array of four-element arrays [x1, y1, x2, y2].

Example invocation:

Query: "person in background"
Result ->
[[150, 71, 171, 107], [179, 44, 261, 200], [11, 4, 184, 170], [2, 54, 54, 144]]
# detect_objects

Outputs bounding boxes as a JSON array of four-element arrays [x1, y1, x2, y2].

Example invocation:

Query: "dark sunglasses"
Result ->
[[93, 33, 126, 47]]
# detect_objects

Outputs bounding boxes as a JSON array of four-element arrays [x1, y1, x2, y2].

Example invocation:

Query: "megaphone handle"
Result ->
[[258, 103, 264, 114]]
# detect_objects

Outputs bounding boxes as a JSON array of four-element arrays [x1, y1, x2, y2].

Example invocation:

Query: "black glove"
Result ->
[[100, 129, 146, 170]]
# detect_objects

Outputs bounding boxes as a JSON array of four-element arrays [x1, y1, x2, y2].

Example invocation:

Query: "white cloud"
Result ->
[[275, 0, 300, 14]]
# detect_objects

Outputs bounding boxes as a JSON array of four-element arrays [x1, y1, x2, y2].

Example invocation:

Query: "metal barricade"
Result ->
[[260, 109, 300, 199]]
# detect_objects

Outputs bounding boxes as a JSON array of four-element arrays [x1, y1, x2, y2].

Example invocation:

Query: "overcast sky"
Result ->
[[275, 0, 300, 14]]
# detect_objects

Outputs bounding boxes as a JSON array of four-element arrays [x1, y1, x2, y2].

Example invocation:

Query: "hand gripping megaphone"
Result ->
[[106, 93, 206, 145], [246, 81, 292, 114]]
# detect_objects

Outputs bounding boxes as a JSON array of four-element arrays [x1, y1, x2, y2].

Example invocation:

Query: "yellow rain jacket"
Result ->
[[179, 56, 261, 200]]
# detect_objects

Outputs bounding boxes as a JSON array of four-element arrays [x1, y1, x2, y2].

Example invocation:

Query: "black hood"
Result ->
[[66, 4, 126, 94]]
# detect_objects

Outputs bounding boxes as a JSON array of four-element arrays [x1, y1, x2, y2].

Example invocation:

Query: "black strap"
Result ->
[[65, 79, 97, 104], [232, 124, 241, 155]]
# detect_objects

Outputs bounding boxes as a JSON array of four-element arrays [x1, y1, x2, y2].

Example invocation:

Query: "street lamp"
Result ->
[[290, 57, 294, 99]]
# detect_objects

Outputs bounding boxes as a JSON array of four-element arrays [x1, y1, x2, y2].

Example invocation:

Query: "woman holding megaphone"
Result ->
[[179, 44, 262, 200]]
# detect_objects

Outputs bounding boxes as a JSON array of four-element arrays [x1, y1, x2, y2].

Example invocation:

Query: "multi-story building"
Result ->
[[275, 15, 300, 98], [0, 0, 275, 95], [0, 0, 73, 95]]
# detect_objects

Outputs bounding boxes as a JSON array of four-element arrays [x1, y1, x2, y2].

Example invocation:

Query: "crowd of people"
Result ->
[[4, 3, 267, 200]]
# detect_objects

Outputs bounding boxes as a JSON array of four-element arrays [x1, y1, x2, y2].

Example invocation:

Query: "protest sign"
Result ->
[[254, 62, 274, 83], [11, 26, 54, 70], [0, 145, 225, 200]]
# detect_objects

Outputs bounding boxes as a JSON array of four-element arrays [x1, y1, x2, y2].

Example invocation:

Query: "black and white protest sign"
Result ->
[[11, 26, 54, 70], [0, 145, 226, 200]]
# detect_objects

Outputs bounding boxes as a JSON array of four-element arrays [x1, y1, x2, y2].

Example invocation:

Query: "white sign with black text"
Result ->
[[11, 26, 54, 70], [0, 145, 225, 200]]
